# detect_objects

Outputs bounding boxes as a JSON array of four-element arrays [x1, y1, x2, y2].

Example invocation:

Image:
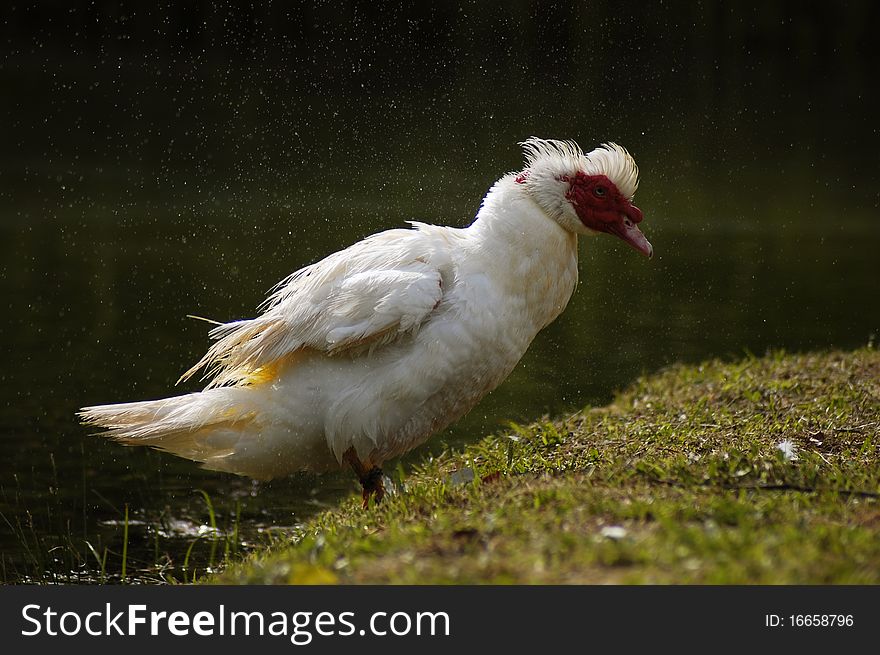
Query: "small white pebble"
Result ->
[[448, 467, 475, 486], [600, 526, 627, 540]]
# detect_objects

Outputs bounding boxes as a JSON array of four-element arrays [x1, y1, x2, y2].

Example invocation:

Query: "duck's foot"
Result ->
[[360, 467, 385, 509], [343, 447, 385, 509]]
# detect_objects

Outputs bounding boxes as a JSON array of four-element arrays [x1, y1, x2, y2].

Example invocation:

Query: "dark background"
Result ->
[[4, 1, 879, 208], [1, 1, 878, 583]]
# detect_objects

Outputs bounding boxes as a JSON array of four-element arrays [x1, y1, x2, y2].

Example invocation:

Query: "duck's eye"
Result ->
[[593, 186, 606, 197]]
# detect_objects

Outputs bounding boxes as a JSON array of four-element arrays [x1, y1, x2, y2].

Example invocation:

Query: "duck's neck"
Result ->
[[466, 175, 580, 329], [469, 174, 570, 241]]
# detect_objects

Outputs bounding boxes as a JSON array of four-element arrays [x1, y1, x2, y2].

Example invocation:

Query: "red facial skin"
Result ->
[[562, 172, 652, 258]]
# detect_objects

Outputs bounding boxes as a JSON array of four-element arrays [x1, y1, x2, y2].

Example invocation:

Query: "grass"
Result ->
[[209, 347, 880, 584]]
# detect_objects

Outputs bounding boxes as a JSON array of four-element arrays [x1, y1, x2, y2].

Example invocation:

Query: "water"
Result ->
[[1, 4, 878, 583]]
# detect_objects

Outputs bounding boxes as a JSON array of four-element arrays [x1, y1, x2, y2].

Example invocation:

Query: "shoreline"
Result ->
[[208, 347, 880, 584]]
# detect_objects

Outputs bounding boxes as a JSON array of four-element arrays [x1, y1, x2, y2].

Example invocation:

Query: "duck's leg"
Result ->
[[360, 467, 385, 508], [343, 448, 386, 509]]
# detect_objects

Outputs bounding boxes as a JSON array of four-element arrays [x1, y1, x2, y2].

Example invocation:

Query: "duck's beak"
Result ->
[[607, 208, 653, 258]]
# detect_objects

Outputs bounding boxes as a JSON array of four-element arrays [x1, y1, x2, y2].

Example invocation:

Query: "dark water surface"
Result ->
[[1, 4, 878, 582]]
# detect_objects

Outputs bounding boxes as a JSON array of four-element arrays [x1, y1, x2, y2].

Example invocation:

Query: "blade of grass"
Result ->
[[197, 489, 218, 568], [183, 535, 205, 583], [84, 540, 108, 584], [223, 501, 238, 561], [198, 490, 216, 531], [121, 504, 129, 581]]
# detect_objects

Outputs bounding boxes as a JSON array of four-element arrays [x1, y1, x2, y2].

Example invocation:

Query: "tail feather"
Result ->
[[78, 388, 256, 464], [176, 316, 286, 389]]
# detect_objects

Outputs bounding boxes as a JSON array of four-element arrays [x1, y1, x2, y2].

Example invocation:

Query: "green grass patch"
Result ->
[[210, 347, 880, 584]]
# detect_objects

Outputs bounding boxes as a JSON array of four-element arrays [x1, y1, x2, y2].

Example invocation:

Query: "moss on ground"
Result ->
[[210, 348, 880, 584]]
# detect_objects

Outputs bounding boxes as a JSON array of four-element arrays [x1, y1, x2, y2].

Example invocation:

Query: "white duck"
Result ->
[[80, 138, 652, 506]]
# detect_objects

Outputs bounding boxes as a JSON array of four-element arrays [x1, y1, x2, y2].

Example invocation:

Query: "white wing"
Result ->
[[321, 264, 443, 349], [180, 223, 452, 388]]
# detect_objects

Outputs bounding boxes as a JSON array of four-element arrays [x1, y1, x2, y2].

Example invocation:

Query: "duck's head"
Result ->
[[516, 137, 652, 258]]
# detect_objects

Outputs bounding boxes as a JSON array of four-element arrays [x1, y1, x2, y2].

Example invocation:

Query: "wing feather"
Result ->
[[179, 224, 451, 388]]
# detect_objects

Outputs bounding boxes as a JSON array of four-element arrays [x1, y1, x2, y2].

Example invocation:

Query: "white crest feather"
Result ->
[[519, 137, 639, 199]]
